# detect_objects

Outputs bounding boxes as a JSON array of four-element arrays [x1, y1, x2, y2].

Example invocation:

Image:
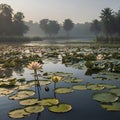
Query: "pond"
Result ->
[[0, 45, 120, 120]]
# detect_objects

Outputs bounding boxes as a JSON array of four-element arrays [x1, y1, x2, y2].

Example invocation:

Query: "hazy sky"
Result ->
[[0, 0, 120, 23]]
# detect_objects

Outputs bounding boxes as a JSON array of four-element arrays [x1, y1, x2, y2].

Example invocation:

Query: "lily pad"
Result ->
[[19, 98, 38, 106], [48, 103, 72, 113], [92, 92, 118, 103], [19, 84, 31, 90], [27, 80, 51, 86], [0, 88, 15, 96], [87, 83, 104, 90], [38, 98, 59, 106], [101, 102, 120, 111], [9, 108, 30, 119], [64, 78, 83, 83], [55, 87, 73, 94], [103, 84, 117, 89], [109, 88, 120, 96], [25, 105, 44, 113], [72, 85, 87, 90], [9, 90, 35, 100]]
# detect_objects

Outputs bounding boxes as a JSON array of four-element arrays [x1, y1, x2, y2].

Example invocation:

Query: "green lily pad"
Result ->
[[92, 92, 118, 103], [19, 84, 31, 90], [109, 88, 120, 96], [27, 80, 51, 86], [55, 87, 73, 94], [103, 84, 117, 89], [64, 78, 83, 83], [25, 105, 44, 113], [19, 98, 38, 106], [38, 98, 59, 106], [48, 103, 72, 113], [0, 88, 15, 96], [101, 102, 120, 111], [9, 90, 35, 100], [72, 85, 87, 90], [8, 108, 30, 119], [87, 83, 104, 90]]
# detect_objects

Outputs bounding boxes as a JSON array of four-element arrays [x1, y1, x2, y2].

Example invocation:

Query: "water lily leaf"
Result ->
[[92, 92, 118, 103], [48, 104, 72, 113], [9, 90, 35, 100], [9, 108, 30, 119], [38, 98, 59, 106], [87, 83, 104, 90], [72, 85, 87, 90], [25, 105, 44, 113], [27, 80, 51, 86], [19, 84, 31, 90], [19, 98, 38, 106], [109, 88, 120, 96], [55, 87, 73, 94], [64, 78, 83, 83], [103, 84, 117, 89], [101, 102, 120, 111], [0, 88, 15, 96]]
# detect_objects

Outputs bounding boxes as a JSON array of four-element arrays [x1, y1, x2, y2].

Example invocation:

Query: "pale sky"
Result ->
[[0, 0, 120, 23]]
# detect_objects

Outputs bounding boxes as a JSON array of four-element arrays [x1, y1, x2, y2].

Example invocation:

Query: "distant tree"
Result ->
[[90, 19, 101, 37], [115, 10, 120, 35], [100, 8, 115, 37], [0, 3, 29, 36], [39, 19, 49, 36], [0, 3, 13, 35], [47, 20, 60, 37], [39, 19, 60, 37], [13, 12, 29, 36], [63, 19, 74, 37]]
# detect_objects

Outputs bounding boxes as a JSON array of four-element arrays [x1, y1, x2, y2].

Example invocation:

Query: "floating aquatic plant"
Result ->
[[64, 77, 83, 83], [38, 98, 59, 106], [72, 84, 87, 90], [9, 108, 30, 119], [109, 88, 120, 97], [87, 83, 104, 90], [25, 105, 44, 113], [9, 90, 35, 100], [19, 98, 38, 106], [54, 87, 73, 94], [101, 102, 120, 111], [92, 92, 118, 103], [48, 103, 72, 113]]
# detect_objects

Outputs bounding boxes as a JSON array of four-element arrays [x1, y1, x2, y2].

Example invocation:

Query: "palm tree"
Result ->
[[100, 8, 115, 37]]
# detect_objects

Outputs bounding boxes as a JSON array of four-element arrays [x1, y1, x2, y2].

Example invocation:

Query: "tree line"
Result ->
[[39, 19, 74, 37], [0, 3, 74, 38], [0, 4, 29, 36], [90, 8, 120, 43]]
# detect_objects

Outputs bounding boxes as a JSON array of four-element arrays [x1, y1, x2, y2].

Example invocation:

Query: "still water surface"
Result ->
[[0, 61, 120, 120]]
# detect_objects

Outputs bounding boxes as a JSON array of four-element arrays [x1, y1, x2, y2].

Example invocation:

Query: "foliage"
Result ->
[[0, 3, 29, 36], [39, 19, 60, 37], [63, 19, 74, 37]]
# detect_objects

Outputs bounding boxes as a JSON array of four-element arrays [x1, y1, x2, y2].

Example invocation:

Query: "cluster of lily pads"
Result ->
[[0, 46, 120, 119]]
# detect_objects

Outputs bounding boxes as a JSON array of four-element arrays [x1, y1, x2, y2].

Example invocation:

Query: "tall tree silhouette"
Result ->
[[90, 19, 101, 37], [39, 19, 60, 37], [13, 12, 29, 36], [63, 19, 74, 37], [0, 4, 13, 35], [0, 3, 29, 36], [100, 8, 115, 37]]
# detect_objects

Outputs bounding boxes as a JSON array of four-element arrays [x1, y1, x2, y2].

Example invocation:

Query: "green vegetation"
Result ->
[[0, 4, 28, 36], [90, 8, 120, 43]]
